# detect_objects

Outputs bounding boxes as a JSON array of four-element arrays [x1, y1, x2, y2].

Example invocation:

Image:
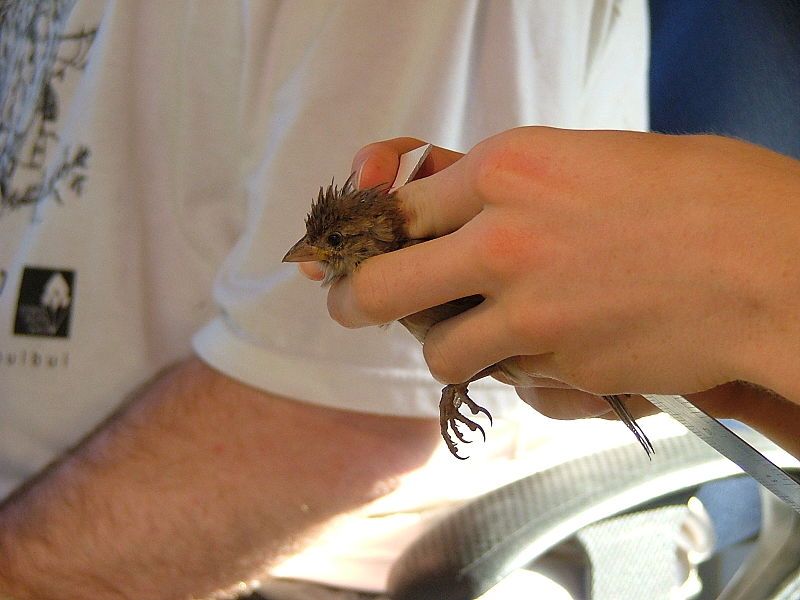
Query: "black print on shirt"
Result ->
[[14, 267, 75, 338], [0, 1, 96, 218]]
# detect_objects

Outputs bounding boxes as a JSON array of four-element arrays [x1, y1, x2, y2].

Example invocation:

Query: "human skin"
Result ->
[[0, 359, 440, 599], [306, 128, 800, 458]]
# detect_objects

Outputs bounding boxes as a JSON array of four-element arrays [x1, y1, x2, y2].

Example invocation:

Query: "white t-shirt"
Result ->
[[0, 0, 649, 592]]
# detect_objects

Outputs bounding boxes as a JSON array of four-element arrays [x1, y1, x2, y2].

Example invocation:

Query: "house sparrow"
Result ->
[[283, 177, 654, 459]]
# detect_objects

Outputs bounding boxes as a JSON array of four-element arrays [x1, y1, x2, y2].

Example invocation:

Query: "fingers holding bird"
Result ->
[[326, 229, 485, 328], [420, 298, 525, 384]]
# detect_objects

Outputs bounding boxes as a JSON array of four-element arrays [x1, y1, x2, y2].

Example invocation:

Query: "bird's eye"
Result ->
[[327, 232, 344, 247]]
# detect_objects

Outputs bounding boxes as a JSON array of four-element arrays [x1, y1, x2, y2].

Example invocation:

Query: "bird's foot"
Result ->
[[439, 383, 493, 459]]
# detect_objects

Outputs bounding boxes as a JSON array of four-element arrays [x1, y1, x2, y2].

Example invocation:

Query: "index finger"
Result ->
[[327, 226, 484, 328], [394, 155, 484, 239]]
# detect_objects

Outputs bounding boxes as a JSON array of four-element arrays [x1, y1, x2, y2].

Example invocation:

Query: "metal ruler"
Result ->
[[643, 394, 800, 514]]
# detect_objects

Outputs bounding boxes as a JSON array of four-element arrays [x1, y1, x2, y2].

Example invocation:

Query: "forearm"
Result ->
[[728, 386, 800, 460], [682, 382, 799, 460], [0, 358, 439, 600], [744, 397, 800, 459]]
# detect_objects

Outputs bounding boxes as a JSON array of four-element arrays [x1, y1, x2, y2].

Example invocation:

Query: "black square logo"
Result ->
[[14, 267, 76, 338]]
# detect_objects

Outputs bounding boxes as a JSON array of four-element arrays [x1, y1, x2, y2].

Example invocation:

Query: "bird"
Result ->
[[283, 176, 654, 459]]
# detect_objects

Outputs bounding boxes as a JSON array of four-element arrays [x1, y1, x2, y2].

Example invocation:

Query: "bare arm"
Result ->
[[0, 358, 440, 600]]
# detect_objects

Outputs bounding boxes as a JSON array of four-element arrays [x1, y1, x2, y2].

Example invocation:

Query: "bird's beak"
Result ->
[[282, 236, 325, 262]]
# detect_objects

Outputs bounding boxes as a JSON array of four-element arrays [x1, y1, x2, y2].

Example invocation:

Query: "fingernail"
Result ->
[[355, 158, 371, 189]]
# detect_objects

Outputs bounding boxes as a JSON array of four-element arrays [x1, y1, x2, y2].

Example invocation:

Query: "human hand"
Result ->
[[296, 137, 613, 419], [325, 127, 800, 408]]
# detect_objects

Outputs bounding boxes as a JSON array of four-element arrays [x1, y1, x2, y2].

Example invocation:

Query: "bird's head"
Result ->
[[283, 175, 408, 284]]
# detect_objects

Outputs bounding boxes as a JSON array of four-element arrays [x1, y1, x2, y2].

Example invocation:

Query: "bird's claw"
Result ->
[[450, 421, 472, 444], [439, 384, 492, 459], [466, 397, 493, 426]]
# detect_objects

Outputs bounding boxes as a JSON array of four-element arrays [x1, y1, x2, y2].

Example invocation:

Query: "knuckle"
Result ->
[[473, 221, 531, 280], [467, 135, 510, 201], [468, 126, 556, 199]]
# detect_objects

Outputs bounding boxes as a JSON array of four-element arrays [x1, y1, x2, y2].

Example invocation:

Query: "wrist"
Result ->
[[727, 163, 800, 405], [733, 252, 800, 405]]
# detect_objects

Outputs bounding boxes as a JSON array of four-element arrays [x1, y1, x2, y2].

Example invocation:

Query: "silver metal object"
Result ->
[[644, 394, 800, 514]]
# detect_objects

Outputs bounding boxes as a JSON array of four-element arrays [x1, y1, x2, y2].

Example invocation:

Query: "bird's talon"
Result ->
[[444, 432, 468, 460], [451, 421, 471, 444], [474, 422, 486, 442], [463, 397, 493, 425], [455, 415, 486, 442]]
